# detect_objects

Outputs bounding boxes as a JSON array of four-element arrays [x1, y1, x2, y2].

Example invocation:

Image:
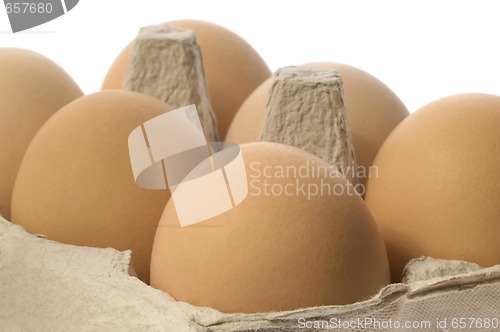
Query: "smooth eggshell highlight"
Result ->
[[365, 93, 500, 282], [151, 142, 390, 313], [0, 48, 82, 219], [11, 90, 173, 283]]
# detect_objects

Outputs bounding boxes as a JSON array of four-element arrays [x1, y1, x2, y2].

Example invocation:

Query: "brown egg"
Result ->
[[365, 93, 500, 282], [0, 48, 82, 219], [225, 77, 271, 145], [102, 20, 271, 138], [225, 63, 409, 192], [11, 91, 173, 283], [151, 142, 390, 313]]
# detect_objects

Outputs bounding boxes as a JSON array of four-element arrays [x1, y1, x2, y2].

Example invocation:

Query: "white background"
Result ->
[[1, 0, 499, 113]]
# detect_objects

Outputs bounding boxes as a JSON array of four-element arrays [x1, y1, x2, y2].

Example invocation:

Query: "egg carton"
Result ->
[[1, 216, 499, 332]]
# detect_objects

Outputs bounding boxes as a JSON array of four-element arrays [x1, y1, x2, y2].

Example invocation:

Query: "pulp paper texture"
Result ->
[[402, 256, 483, 283], [124, 25, 219, 143], [1, 216, 499, 331], [260, 66, 358, 185]]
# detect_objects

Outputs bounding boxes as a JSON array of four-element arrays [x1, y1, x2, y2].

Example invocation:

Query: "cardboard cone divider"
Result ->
[[260, 66, 358, 187]]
